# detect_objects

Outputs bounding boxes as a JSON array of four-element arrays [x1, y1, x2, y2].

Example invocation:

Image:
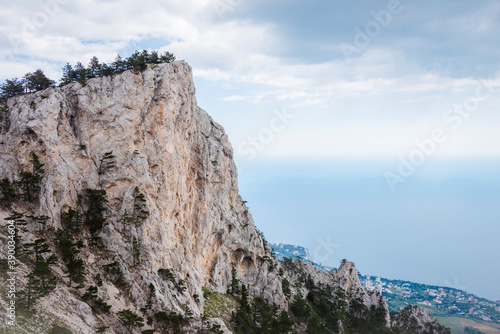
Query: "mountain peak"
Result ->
[[0, 62, 447, 333]]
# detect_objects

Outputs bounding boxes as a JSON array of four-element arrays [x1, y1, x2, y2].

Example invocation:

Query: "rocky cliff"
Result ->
[[392, 305, 452, 334], [0, 61, 446, 334]]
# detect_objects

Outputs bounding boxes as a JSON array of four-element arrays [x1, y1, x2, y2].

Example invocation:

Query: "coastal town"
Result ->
[[271, 242, 500, 325], [360, 274, 500, 323]]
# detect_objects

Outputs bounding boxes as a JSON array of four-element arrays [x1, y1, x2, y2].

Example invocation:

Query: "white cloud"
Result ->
[[223, 95, 246, 101], [1, 0, 499, 159]]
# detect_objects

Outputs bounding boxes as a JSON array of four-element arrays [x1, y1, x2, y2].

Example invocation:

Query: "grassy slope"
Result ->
[[436, 316, 500, 334]]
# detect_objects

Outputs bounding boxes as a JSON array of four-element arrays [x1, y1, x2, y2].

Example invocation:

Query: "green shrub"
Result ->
[[49, 324, 72, 334]]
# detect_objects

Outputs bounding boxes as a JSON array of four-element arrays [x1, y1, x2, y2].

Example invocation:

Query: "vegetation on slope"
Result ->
[[0, 49, 176, 101]]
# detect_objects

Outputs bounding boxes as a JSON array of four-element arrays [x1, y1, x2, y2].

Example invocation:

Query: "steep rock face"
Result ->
[[0, 62, 283, 332], [392, 305, 452, 334], [0, 61, 436, 333], [290, 260, 391, 327]]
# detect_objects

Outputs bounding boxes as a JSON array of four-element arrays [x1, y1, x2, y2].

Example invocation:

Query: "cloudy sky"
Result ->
[[1, 0, 500, 159], [2, 0, 500, 299]]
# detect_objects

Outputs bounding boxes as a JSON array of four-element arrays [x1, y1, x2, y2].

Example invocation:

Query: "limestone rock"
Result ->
[[0, 61, 414, 333], [0, 61, 280, 333], [392, 305, 452, 334]]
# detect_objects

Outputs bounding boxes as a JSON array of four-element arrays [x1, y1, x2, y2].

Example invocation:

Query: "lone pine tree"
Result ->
[[55, 228, 85, 286], [132, 186, 149, 224], [17, 152, 45, 202], [84, 188, 108, 234], [97, 151, 115, 187]]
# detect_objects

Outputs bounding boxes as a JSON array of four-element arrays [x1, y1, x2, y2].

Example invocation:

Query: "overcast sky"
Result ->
[[2, 0, 500, 300], [1, 0, 500, 160]]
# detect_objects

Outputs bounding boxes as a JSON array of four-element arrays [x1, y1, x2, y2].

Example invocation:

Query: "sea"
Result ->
[[237, 157, 500, 301]]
